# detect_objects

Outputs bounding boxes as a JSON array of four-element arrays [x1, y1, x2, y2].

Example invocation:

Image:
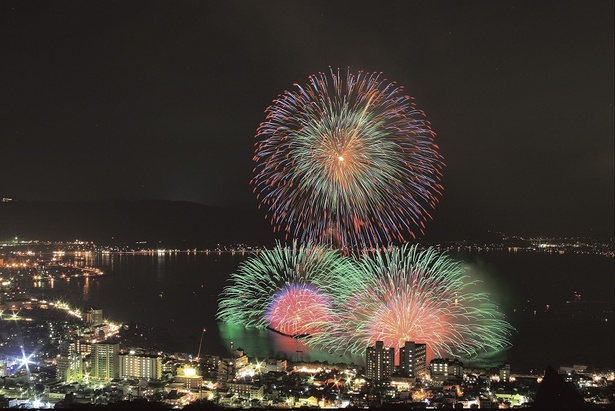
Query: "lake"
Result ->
[[32, 249, 614, 372]]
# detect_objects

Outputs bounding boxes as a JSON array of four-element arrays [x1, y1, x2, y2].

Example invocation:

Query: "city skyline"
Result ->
[[1, 1, 613, 239], [0, 235, 612, 407]]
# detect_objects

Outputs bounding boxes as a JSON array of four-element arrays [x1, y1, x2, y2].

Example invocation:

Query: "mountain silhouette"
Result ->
[[0, 199, 276, 247]]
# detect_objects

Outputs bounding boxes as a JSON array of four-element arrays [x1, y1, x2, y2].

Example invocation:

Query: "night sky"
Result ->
[[1, 1, 613, 238]]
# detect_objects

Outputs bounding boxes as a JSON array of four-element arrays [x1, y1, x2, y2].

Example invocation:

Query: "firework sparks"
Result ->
[[307, 244, 514, 360], [216, 242, 352, 336], [252, 68, 444, 249], [266, 284, 332, 336]]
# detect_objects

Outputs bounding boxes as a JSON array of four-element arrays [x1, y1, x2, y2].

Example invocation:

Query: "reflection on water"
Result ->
[[83, 277, 90, 301], [217, 323, 507, 367], [218, 322, 364, 365], [156, 253, 166, 282]]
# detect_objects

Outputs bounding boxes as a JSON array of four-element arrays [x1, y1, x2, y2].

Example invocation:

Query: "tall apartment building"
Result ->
[[499, 362, 511, 383], [57, 353, 83, 383], [217, 358, 235, 388], [398, 341, 427, 378], [118, 352, 163, 380], [366, 341, 395, 381], [70, 339, 91, 357], [91, 342, 119, 380], [57, 339, 86, 383], [201, 355, 220, 377]]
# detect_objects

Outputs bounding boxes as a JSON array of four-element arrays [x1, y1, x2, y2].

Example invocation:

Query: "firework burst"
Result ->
[[307, 244, 514, 360], [252, 68, 444, 249], [216, 242, 352, 336], [266, 284, 331, 336]]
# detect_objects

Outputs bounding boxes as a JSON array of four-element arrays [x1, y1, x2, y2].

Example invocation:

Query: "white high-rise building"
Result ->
[[91, 342, 119, 380], [366, 341, 395, 381], [118, 352, 163, 380], [57, 353, 84, 383]]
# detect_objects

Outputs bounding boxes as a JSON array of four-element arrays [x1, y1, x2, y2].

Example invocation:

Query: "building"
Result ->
[[201, 355, 220, 377], [227, 382, 264, 399], [92, 323, 111, 341], [429, 358, 463, 382], [430, 358, 448, 382], [448, 358, 463, 379], [91, 342, 119, 380], [366, 341, 395, 381], [118, 352, 163, 380], [499, 362, 511, 383], [86, 308, 104, 325], [398, 341, 427, 378], [217, 358, 235, 388], [264, 358, 287, 373], [57, 353, 84, 383], [216, 347, 250, 388], [70, 339, 92, 357], [175, 364, 203, 389]]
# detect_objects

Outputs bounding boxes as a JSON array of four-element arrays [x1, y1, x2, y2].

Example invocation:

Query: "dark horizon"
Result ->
[[1, 198, 613, 245]]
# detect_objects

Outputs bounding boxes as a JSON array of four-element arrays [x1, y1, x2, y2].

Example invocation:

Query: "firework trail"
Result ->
[[216, 242, 353, 336], [307, 244, 514, 360], [252, 68, 444, 249]]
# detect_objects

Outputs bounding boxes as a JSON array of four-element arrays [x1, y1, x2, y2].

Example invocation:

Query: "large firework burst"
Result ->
[[252, 68, 444, 249], [216, 242, 352, 336], [307, 244, 514, 360]]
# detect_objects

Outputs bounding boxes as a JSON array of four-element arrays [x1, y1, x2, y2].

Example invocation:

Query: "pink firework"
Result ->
[[362, 279, 460, 361], [266, 284, 332, 336], [307, 244, 514, 361]]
